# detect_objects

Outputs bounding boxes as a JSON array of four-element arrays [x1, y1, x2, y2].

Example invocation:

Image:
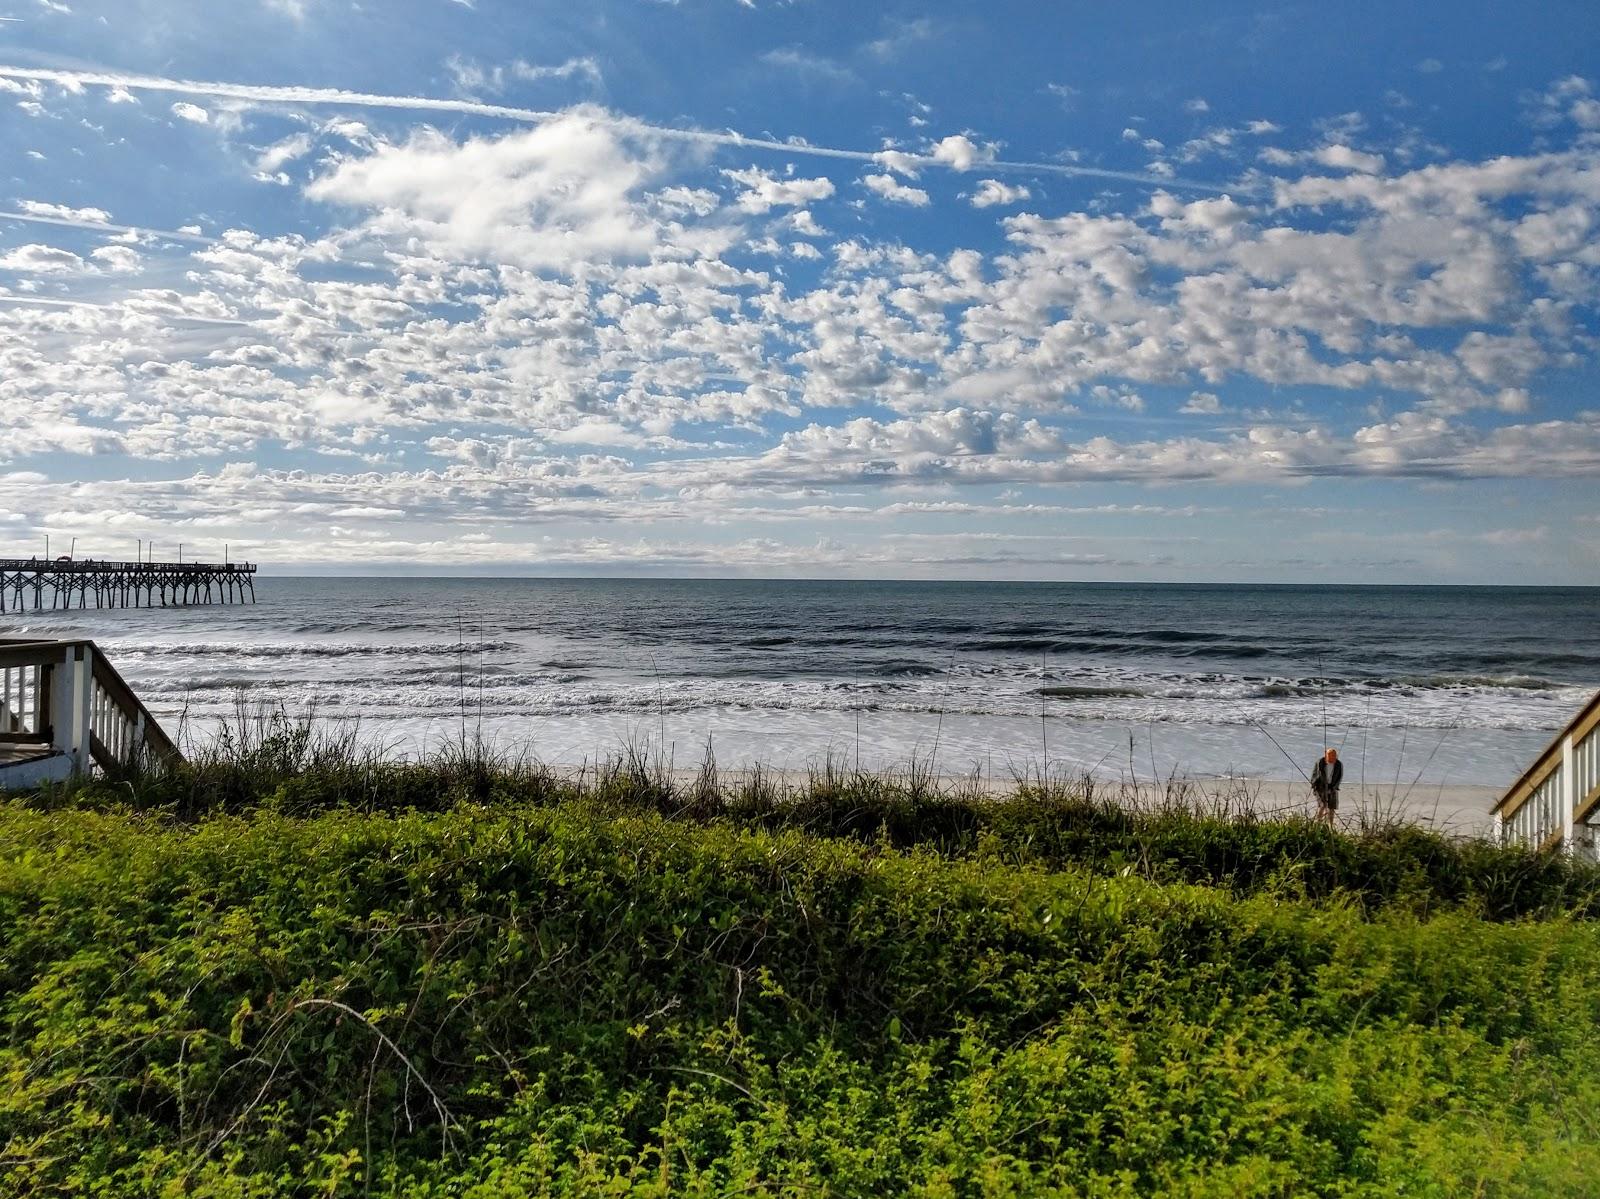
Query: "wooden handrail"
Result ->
[[0, 638, 180, 774], [88, 647, 180, 763], [1493, 689, 1600, 820], [0, 641, 71, 669]]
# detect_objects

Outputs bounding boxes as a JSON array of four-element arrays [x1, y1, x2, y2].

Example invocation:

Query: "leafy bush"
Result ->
[[1, 799, 1598, 1195]]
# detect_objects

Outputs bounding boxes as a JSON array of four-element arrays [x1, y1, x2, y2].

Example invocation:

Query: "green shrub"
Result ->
[[1, 801, 1598, 1195]]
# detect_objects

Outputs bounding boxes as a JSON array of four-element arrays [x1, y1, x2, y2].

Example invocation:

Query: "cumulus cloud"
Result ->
[[969, 179, 1030, 208], [722, 166, 835, 213], [1314, 143, 1385, 173], [170, 101, 210, 124], [0, 243, 86, 272], [929, 134, 992, 171], [17, 200, 111, 223], [306, 110, 668, 270], [862, 172, 930, 205], [89, 245, 143, 272], [872, 149, 922, 177]]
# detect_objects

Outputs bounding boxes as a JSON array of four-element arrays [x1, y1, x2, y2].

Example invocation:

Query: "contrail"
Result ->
[[1, 209, 216, 243], [0, 64, 1233, 194]]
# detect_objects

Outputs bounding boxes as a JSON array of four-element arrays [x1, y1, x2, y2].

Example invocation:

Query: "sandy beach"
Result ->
[[593, 761, 1505, 838]]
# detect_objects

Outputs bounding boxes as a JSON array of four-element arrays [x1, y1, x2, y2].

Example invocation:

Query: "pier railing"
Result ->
[[0, 638, 179, 776], [1493, 691, 1600, 859]]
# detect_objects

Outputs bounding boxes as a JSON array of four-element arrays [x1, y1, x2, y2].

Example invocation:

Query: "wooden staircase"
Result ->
[[0, 638, 179, 788], [1493, 690, 1600, 860]]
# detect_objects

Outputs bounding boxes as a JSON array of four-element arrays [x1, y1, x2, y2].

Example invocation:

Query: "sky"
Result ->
[[0, 1, 1597, 583]]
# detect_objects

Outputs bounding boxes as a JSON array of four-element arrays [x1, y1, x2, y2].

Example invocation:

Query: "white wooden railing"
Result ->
[[1494, 691, 1600, 860], [0, 638, 179, 775]]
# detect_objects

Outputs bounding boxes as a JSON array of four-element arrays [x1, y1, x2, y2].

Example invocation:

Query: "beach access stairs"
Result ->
[[0, 638, 179, 789], [1494, 690, 1600, 860]]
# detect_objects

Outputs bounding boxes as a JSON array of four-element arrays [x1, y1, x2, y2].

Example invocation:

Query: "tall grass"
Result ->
[[20, 698, 1600, 922]]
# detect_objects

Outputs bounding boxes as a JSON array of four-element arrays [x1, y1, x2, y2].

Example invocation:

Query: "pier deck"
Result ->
[[0, 559, 257, 611]]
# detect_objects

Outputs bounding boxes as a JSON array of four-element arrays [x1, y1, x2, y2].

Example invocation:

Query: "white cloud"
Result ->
[[862, 172, 930, 206], [1313, 143, 1385, 174], [0, 243, 85, 272], [929, 134, 992, 171], [1046, 82, 1078, 109], [306, 111, 668, 271], [89, 245, 143, 273], [872, 149, 922, 177], [255, 132, 314, 174], [446, 54, 602, 95], [170, 101, 210, 124], [17, 200, 110, 223], [722, 165, 835, 213], [969, 179, 1030, 208]]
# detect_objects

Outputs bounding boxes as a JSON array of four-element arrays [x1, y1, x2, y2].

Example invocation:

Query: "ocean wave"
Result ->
[[867, 660, 943, 677], [127, 640, 522, 659], [1039, 686, 1148, 699], [1393, 674, 1566, 691], [133, 670, 1590, 734]]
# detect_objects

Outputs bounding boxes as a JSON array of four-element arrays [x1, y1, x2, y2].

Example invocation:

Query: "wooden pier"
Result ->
[[0, 558, 256, 612]]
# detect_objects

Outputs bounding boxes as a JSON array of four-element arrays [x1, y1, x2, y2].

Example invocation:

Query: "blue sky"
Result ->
[[0, 0, 1597, 582]]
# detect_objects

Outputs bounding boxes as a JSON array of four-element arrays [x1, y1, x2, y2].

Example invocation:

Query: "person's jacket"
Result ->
[[1311, 758, 1343, 794]]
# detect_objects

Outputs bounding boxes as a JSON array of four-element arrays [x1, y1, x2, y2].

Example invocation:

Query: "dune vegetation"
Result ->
[[2, 717, 1599, 1196]]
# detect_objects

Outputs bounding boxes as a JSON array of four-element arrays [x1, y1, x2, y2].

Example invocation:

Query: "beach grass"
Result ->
[[3, 710, 1600, 1195]]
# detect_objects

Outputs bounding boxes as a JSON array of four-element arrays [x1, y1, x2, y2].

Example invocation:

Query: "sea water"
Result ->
[[5, 578, 1596, 787]]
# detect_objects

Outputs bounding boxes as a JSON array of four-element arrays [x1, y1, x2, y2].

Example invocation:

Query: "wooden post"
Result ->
[[66, 644, 93, 774], [1562, 733, 1576, 855]]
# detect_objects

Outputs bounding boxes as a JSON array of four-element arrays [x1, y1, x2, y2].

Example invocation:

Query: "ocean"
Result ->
[[5, 578, 1596, 789]]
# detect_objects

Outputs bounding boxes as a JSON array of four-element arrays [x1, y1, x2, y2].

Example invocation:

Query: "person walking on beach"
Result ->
[[1310, 748, 1342, 827]]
